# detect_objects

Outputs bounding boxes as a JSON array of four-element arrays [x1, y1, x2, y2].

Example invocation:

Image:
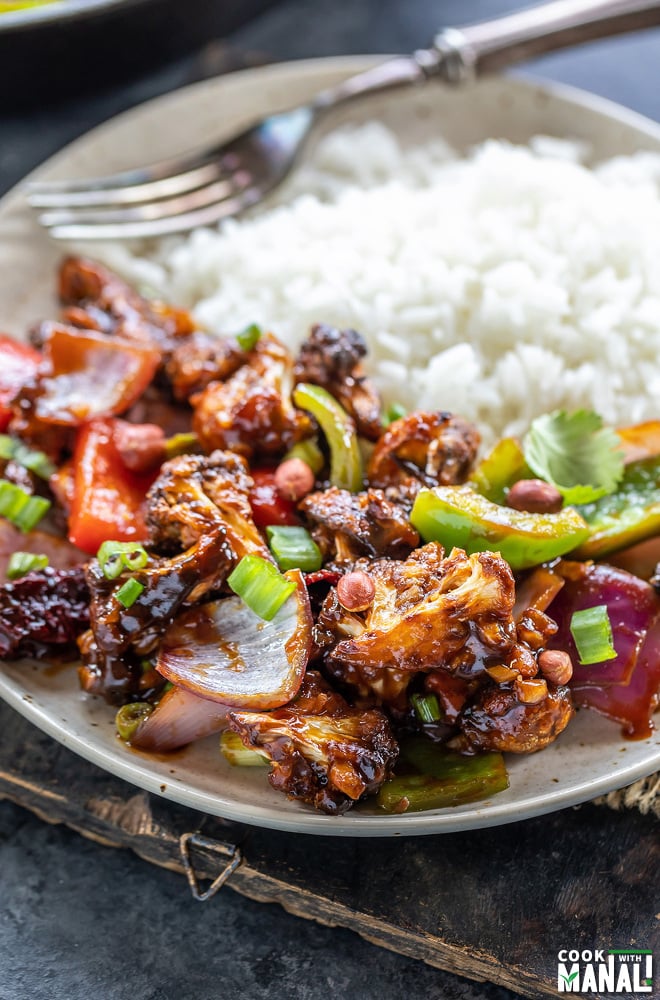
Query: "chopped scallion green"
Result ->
[[266, 525, 322, 573], [115, 702, 153, 742], [384, 402, 407, 426], [220, 729, 269, 767], [410, 693, 441, 724], [115, 577, 145, 609], [227, 554, 296, 621], [0, 434, 55, 479], [6, 551, 49, 580], [97, 541, 148, 580], [569, 604, 617, 665], [0, 480, 51, 532], [164, 432, 199, 460], [236, 323, 262, 352]]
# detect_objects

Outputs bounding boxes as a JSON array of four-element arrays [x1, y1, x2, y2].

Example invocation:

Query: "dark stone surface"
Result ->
[[0, 798, 519, 1000], [1, 2, 659, 999]]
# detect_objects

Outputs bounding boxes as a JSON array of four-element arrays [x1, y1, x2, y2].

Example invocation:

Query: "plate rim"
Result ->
[[1, 666, 658, 837], [1, 55, 660, 836]]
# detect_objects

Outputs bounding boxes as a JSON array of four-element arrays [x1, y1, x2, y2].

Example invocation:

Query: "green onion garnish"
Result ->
[[115, 577, 146, 609], [6, 551, 49, 580], [227, 554, 296, 621], [293, 383, 363, 492], [0, 480, 51, 532], [284, 438, 325, 476], [97, 541, 149, 580], [384, 402, 407, 426], [411, 693, 441, 724], [236, 323, 262, 352], [266, 525, 322, 573], [0, 434, 55, 479], [164, 432, 199, 460], [115, 702, 153, 742], [569, 605, 617, 665], [220, 729, 269, 767]]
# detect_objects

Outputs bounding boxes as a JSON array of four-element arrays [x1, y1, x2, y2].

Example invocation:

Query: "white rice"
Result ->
[[97, 123, 660, 447]]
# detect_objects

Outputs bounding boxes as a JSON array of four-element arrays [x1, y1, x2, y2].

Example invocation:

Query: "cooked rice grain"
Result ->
[[98, 123, 660, 446]]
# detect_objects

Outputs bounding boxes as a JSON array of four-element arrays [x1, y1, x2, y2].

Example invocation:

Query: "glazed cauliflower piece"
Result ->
[[228, 672, 398, 814]]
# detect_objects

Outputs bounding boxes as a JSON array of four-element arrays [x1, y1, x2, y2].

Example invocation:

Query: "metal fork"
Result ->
[[27, 0, 660, 242]]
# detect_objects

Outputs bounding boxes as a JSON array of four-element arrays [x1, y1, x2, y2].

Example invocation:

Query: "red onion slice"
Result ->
[[131, 685, 229, 752], [157, 569, 312, 709], [548, 562, 660, 688], [0, 521, 86, 583]]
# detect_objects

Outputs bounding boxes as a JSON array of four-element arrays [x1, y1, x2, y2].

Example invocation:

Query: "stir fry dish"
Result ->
[[1, 257, 659, 816]]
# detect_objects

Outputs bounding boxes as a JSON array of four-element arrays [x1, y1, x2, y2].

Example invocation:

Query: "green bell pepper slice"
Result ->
[[574, 454, 660, 560], [410, 485, 590, 571], [469, 436, 532, 504], [377, 737, 509, 813], [292, 383, 363, 492]]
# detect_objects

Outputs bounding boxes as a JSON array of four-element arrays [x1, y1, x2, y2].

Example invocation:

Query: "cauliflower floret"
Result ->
[[367, 411, 480, 506], [228, 672, 398, 814], [146, 449, 270, 560], [300, 486, 419, 565]]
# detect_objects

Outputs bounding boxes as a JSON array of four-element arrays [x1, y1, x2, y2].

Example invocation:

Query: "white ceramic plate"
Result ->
[[1, 58, 660, 836]]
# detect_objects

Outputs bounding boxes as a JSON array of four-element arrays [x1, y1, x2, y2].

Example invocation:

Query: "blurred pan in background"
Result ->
[[0, 0, 280, 111]]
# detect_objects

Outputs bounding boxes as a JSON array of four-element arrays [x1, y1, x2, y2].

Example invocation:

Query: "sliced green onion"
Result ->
[[0, 434, 55, 479], [293, 383, 363, 492], [236, 323, 262, 352], [285, 438, 325, 476], [220, 729, 269, 767], [0, 435, 14, 461], [97, 541, 148, 580], [227, 554, 296, 621], [266, 525, 322, 573], [411, 693, 441, 724], [115, 577, 145, 609], [0, 480, 51, 532], [164, 432, 199, 460], [384, 402, 407, 426], [569, 605, 617, 665], [7, 551, 49, 580], [123, 548, 149, 572], [115, 702, 153, 742], [16, 444, 56, 479]]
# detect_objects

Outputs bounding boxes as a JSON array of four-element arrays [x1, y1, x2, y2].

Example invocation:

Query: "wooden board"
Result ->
[[0, 699, 658, 999]]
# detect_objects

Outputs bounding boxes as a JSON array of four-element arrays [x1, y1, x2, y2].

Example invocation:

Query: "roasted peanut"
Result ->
[[114, 422, 166, 472], [336, 570, 376, 612], [538, 649, 573, 685], [274, 457, 315, 502], [506, 479, 563, 514]]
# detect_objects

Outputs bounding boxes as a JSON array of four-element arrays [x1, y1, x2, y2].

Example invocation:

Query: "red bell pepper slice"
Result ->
[[68, 417, 156, 554], [249, 468, 300, 529], [36, 326, 160, 426], [0, 334, 42, 431]]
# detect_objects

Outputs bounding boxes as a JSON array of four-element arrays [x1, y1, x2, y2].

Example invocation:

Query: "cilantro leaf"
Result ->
[[523, 409, 624, 505]]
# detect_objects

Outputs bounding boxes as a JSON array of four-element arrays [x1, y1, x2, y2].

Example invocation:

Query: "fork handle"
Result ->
[[427, 0, 660, 81], [312, 0, 660, 109]]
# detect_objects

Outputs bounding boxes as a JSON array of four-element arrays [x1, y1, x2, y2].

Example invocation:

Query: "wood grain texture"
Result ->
[[0, 700, 658, 1000]]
